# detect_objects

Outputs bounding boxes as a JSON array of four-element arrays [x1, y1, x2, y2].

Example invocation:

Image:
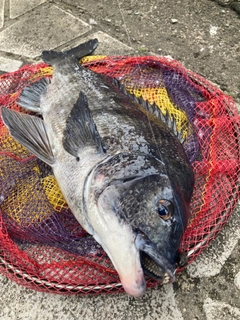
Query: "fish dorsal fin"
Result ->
[[62, 91, 105, 157], [42, 38, 98, 65], [1, 107, 54, 166], [17, 78, 50, 113], [111, 78, 186, 144]]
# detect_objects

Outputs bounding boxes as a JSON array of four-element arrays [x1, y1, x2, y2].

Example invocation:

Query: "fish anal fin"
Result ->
[[1, 107, 54, 166], [17, 78, 50, 113], [63, 91, 105, 157]]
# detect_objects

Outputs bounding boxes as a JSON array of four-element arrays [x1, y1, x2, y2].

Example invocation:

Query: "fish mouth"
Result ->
[[135, 233, 175, 284]]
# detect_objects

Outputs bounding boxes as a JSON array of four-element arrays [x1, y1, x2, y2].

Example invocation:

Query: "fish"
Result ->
[[1, 39, 194, 297]]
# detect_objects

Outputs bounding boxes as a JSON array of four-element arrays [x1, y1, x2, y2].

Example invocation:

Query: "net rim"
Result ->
[[0, 201, 234, 294]]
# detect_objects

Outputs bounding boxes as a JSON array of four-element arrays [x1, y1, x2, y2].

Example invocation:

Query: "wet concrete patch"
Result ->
[[0, 3, 91, 58], [9, 0, 47, 19]]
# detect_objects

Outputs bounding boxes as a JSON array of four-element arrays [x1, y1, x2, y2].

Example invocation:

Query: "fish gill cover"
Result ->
[[0, 55, 239, 294]]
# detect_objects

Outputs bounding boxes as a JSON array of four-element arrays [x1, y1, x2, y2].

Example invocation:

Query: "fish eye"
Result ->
[[157, 199, 174, 220]]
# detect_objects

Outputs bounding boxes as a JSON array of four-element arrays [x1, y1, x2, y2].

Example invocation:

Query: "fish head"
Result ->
[[84, 153, 190, 297]]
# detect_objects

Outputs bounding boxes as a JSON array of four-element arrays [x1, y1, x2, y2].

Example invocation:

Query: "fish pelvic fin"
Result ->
[[41, 38, 98, 65], [62, 91, 105, 157], [1, 107, 54, 166], [111, 78, 186, 144], [17, 78, 50, 114]]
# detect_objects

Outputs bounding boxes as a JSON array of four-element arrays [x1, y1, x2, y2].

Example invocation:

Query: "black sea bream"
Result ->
[[1, 39, 194, 297]]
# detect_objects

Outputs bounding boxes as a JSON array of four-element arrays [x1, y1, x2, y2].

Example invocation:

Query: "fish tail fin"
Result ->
[[42, 38, 98, 65]]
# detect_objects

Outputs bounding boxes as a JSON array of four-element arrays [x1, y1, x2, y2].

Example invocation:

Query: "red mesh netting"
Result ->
[[0, 56, 239, 295]]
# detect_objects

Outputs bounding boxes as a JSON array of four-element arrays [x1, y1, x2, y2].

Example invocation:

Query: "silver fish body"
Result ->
[[1, 39, 194, 297]]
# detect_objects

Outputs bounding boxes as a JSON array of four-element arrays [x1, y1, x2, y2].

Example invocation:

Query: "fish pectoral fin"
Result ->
[[17, 78, 50, 114], [62, 91, 105, 157], [42, 38, 98, 65], [1, 107, 54, 166]]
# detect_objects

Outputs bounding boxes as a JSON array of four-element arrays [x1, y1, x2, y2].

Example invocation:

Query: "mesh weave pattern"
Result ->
[[0, 56, 239, 295]]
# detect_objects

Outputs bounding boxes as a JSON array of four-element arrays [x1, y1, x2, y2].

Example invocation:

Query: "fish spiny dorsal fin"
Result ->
[[17, 78, 50, 114], [111, 78, 186, 144], [41, 39, 98, 65], [62, 91, 105, 158], [1, 107, 54, 165]]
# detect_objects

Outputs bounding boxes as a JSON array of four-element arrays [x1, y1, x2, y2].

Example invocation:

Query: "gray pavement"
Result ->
[[0, 0, 240, 319]]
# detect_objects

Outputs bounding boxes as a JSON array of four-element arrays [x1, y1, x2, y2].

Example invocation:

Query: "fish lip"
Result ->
[[135, 233, 176, 284]]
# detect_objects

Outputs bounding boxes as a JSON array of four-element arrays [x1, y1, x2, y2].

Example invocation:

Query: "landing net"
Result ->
[[0, 55, 239, 294]]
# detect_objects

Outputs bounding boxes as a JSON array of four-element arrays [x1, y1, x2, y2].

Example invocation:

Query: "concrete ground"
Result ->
[[0, 0, 239, 319]]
